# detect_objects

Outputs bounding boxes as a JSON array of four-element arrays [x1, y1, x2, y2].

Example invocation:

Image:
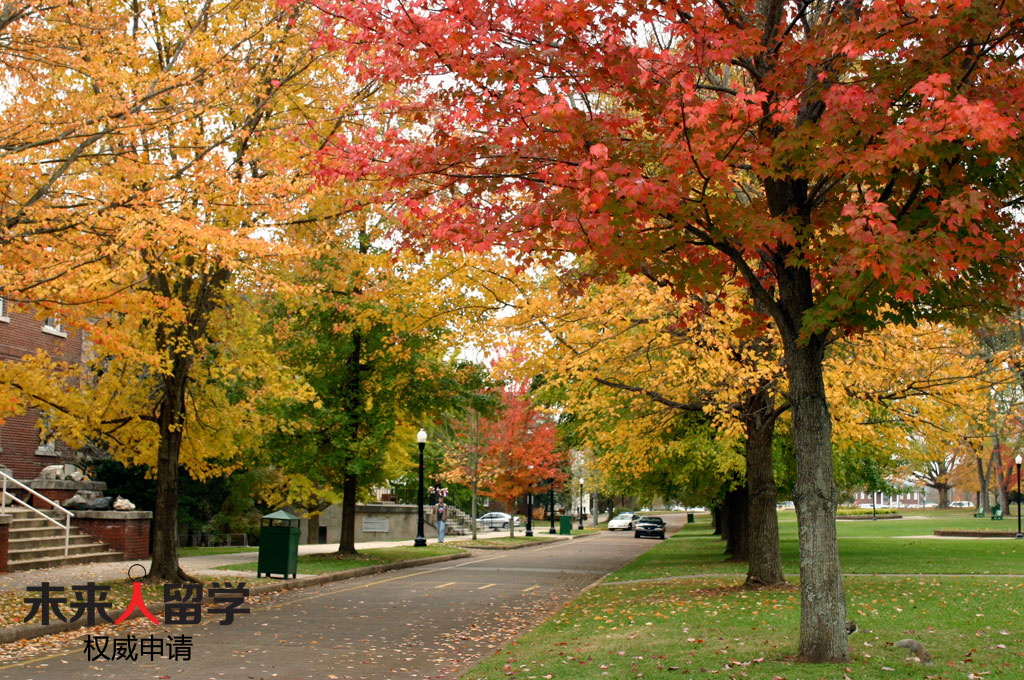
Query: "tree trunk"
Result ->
[[145, 261, 228, 583], [469, 412, 481, 540], [977, 456, 990, 513], [337, 305, 364, 556], [743, 389, 784, 587], [711, 505, 723, 535], [723, 483, 748, 561], [337, 472, 359, 555], [470, 471, 479, 541], [149, 370, 190, 582], [993, 434, 1008, 514], [784, 334, 848, 663]]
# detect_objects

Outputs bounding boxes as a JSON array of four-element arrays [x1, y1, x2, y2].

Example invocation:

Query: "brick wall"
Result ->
[[0, 515, 10, 573], [0, 305, 83, 481], [31, 488, 75, 507], [72, 511, 152, 560], [28, 480, 107, 508]]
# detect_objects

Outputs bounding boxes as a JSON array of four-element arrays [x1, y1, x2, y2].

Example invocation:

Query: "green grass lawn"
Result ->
[[609, 510, 1024, 582], [465, 575, 1024, 680], [463, 510, 1024, 680], [179, 545, 258, 557], [221, 544, 466, 574]]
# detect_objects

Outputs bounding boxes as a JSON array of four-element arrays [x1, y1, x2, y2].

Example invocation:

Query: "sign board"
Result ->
[[362, 517, 389, 533]]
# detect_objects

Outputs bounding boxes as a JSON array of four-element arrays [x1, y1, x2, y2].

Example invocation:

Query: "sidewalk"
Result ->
[[0, 526, 553, 590]]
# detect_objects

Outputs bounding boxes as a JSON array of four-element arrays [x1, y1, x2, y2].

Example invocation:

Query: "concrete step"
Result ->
[[6, 550, 124, 572], [4, 501, 126, 572], [4, 509, 73, 530], [9, 540, 114, 561], [9, 523, 77, 537], [9, 533, 99, 551], [4, 503, 67, 515]]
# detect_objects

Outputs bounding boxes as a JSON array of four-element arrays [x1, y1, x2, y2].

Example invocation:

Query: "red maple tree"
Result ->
[[302, 0, 1024, 661], [478, 383, 565, 533]]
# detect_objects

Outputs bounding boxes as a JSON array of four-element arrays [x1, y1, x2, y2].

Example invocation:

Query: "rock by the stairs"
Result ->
[[63, 493, 91, 509], [86, 496, 113, 510], [38, 464, 66, 480], [37, 463, 85, 481], [113, 496, 135, 511]]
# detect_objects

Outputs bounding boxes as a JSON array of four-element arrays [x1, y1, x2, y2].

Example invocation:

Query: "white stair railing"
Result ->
[[445, 504, 475, 535], [1, 470, 74, 556]]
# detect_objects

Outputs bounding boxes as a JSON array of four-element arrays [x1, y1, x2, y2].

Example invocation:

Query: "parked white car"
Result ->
[[608, 512, 640, 530], [476, 512, 522, 530]]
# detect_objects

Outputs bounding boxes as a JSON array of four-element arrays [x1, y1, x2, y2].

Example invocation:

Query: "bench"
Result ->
[[992, 505, 1004, 520], [974, 508, 986, 518]]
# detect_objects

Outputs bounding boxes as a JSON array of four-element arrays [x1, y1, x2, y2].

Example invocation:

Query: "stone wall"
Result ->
[[72, 511, 152, 559], [292, 504, 435, 545], [28, 479, 107, 508]]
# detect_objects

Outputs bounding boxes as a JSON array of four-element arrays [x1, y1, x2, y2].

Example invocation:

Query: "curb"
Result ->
[[0, 551, 469, 645], [462, 537, 566, 551]]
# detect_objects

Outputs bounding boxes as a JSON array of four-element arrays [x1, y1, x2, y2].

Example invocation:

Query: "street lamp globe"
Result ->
[[417, 429, 428, 444]]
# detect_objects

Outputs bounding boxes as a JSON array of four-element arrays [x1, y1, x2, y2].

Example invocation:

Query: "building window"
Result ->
[[42, 313, 67, 337], [36, 438, 58, 457], [0, 295, 8, 322]]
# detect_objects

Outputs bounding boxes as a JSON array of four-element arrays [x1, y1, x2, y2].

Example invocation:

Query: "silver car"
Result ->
[[476, 512, 522, 530]]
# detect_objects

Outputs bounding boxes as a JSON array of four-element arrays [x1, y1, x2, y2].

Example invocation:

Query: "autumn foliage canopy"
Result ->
[[478, 383, 565, 508], [300, 0, 1024, 662]]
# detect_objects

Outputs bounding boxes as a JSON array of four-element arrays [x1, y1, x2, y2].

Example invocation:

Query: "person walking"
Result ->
[[436, 501, 447, 543]]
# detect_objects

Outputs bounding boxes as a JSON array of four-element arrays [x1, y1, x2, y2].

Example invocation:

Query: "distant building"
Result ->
[[849, 487, 926, 508], [0, 298, 82, 480]]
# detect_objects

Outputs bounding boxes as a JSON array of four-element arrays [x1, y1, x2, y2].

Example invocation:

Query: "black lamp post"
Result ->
[[578, 477, 584, 530], [526, 492, 534, 537], [1016, 454, 1022, 540], [526, 465, 534, 537], [548, 482, 556, 534], [414, 429, 428, 547]]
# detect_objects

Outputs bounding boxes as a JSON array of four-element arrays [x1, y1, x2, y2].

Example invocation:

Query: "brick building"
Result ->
[[0, 297, 81, 481]]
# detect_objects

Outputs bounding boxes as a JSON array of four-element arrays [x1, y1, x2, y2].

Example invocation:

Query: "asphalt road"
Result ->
[[0, 519, 682, 680]]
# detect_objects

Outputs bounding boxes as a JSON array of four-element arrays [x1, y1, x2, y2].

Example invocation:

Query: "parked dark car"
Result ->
[[634, 516, 666, 539]]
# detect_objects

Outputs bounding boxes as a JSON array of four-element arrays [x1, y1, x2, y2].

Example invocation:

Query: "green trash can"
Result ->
[[258, 510, 300, 579], [559, 515, 573, 535], [687, 512, 695, 524]]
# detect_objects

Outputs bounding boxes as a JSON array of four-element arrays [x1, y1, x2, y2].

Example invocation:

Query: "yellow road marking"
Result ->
[[477, 583, 496, 590], [435, 581, 457, 589], [522, 585, 540, 592]]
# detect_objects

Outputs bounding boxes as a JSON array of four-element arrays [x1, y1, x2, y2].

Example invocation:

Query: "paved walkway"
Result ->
[[0, 516, 668, 680], [0, 528, 555, 590]]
